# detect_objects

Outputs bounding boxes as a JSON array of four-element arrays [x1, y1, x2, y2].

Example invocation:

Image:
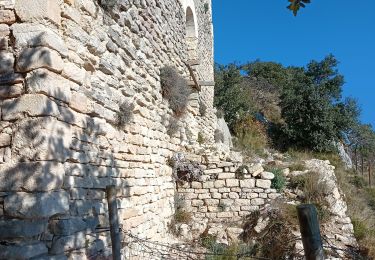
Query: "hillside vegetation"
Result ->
[[214, 55, 375, 258]]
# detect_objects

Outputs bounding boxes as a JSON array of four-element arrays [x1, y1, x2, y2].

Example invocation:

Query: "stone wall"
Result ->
[[177, 160, 279, 223], [0, 0, 216, 259]]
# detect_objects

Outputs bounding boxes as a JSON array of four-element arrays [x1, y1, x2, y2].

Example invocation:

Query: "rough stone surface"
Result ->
[[0, 162, 65, 191], [0, 241, 48, 259], [16, 47, 63, 73], [12, 23, 68, 57], [1, 94, 60, 120], [0, 51, 14, 74], [0, 9, 16, 24], [4, 191, 69, 218], [0, 219, 47, 238], [14, 0, 61, 25]]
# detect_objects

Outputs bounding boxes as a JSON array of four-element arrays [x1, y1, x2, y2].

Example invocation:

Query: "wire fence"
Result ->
[[119, 230, 365, 260]]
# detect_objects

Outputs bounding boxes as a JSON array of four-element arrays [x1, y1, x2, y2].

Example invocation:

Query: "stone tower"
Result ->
[[0, 0, 215, 258]]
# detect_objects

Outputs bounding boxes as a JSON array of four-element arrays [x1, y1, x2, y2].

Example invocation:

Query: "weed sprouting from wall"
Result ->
[[167, 116, 180, 137], [98, 0, 117, 10], [197, 132, 205, 145], [160, 66, 191, 117], [115, 101, 134, 129]]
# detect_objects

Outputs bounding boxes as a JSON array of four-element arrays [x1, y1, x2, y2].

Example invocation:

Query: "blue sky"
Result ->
[[212, 0, 374, 128]]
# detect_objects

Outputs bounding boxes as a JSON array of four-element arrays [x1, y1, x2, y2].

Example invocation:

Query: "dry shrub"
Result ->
[[242, 207, 297, 259], [115, 101, 134, 129], [233, 116, 268, 156], [160, 66, 190, 117], [167, 116, 180, 136]]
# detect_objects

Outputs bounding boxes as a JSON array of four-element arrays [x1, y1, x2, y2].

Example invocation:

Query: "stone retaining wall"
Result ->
[[177, 160, 280, 223]]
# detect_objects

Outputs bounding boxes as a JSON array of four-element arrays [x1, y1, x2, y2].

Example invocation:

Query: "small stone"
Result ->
[[240, 179, 255, 188], [0, 52, 14, 74], [50, 231, 87, 254], [70, 92, 91, 113], [256, 179, 271, 189], [0, 83, 24, 98], [4, 191, 69, 219], [226, 179, 239, 187], [50, 217, 88, 236], [248, 163, 264, 177], [217, 172, 235, 179], [260, 171, 275, 180], [62, 62, 86, 85], [16, 47, 63, 73], [0, 10, 16, 24], [0, 133, 11, 147]]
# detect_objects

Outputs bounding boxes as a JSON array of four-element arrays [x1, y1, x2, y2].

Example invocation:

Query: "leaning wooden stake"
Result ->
[[297, 204, 325, 260], [106, 185, 121, 260]]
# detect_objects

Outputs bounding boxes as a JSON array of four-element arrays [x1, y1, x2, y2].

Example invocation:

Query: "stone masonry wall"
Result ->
[[0, 0, 216, 259], [177, 160, 279, 223]]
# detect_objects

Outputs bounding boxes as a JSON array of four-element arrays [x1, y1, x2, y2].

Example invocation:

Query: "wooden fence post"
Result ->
[[297, 204, 325, 260], [106, 185, 122, 260]]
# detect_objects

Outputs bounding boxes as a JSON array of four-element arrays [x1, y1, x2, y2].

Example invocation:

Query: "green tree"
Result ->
[[279, 55, 360, 151]]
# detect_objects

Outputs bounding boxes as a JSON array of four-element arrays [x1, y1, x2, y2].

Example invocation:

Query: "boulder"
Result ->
[[4, 191, 69, 219]]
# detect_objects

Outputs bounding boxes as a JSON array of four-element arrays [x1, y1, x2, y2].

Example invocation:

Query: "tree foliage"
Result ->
[[287, 0, 311, 16], [214, 55, 361, 152]]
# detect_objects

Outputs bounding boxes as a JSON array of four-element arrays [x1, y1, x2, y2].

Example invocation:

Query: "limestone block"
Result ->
[[217, 212, 233, 218], [256, 179, 271, 189], [248, 163, 264, 177], [50, 217, 88, 236], [240, 179, 255, 188], [203, 181, 214, 188], [16, 47, 64, 73], [12, 23, 68, 57], [0, 24, 9, 50], [62, 5, 81, 24], [260, 171, 275, 180], [0, 10, 15, 24], [226, 179, 239, 187], [204, 168, 223, 175], [0, 241, 48, 260], [204, 199, 219, 206], [217, 172, 235, 179], [4, 191, 69, 218], [15, 0, 61, 25], [0, 83, 24, 98], [62, 62, 86, 85], [251, 198, 265, 206], [77, 0, 97, 17], [12, 117, 72, 161], [0, 51, 14, 74], [0, 133, 11, 147], [70, 92, 91, 113], [50, 231, 86, 254], [0, 219, 47, 238], [26, 69, 73, 103], [214, 180, 225, 188], [268, 193, 280, 199], [228, 192, 239, 199], [191, 181, 202, 189], [2, 94, 60, 120], [0, 0, 15, 9], [198, 193, 210, 199], [0, 72, 23, 85], [0, 162, 64, 191]]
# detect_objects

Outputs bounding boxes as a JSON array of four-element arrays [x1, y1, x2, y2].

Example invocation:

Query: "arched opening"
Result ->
[[185, 7, 198, 60]]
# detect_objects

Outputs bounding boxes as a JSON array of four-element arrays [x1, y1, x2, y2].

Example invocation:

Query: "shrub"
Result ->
[[197, 132, 205, 144], [233, 116, 268, 156], [160, 66, 190, 117], [216, 109, 224, 119], [214, 129, 224, 143], [98, 0, 117, 10], [167, 116, 179, 136], [115, 101, 134, 129], [288, 162, 306, 171], [350, 175, 366, 189], [270, 168, 286, 192], [353, 218, 367, 240]]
